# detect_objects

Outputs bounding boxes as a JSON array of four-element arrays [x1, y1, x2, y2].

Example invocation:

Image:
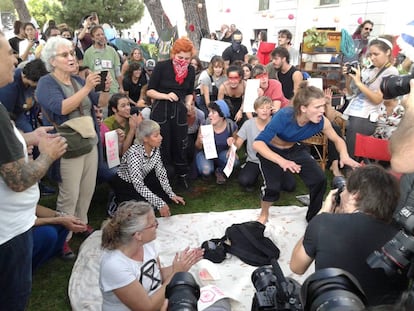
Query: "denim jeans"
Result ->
[[32, 225, 68, 271], [0, 229, 33, 311], [195, 150, 240, 176]]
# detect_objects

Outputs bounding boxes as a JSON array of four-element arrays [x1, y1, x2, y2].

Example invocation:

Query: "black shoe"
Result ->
[[176, 175, 191, 191]]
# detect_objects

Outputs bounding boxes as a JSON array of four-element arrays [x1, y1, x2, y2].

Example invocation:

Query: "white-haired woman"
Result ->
[[35, 37, 111, 257], [110, 120, 185, 217], [100, 200, 203, 310]]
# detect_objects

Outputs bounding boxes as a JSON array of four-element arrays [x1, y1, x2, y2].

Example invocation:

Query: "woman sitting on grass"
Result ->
[[109, 120, 185, 217], [100, 200, 203, 311], [195, 100, 239, 184]]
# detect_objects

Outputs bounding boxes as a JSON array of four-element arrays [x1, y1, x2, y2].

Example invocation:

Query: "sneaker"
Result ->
[[61, 241, 76, 260], [215, 170, 226, 185]]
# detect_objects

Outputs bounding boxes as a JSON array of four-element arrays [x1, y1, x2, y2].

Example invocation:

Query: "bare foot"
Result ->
[[257, 215, 268, 224], [330, 160, 342, 177]]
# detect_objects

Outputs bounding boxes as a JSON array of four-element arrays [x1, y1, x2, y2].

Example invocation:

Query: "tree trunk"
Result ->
[[143, 0, 173, 34], [13, 0, 31, 22], [182, 0, 209, 51]]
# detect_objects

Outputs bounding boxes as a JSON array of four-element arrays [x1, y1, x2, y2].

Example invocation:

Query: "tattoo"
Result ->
[[0, 154, 54, 192]]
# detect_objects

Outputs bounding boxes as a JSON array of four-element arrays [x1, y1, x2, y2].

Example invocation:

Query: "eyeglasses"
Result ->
[[55, 50, 76, 58], [142, 220, 158, 230], [364, 27, 373, 31]]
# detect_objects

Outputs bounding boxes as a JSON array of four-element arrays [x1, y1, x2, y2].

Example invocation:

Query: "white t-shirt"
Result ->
[[0, 125, 38, 245], [99, 241, 161, 311]]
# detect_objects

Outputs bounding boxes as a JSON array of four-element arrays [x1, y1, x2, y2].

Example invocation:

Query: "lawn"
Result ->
[[28, 170, 333, 310]]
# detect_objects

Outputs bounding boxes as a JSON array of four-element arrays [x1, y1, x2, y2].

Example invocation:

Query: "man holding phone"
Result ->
[[83, 25, 123, 95]]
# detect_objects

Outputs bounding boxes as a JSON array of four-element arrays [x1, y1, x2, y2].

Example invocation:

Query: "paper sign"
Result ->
[[243, 79, 261, 113], [201, 124, 218, 159], [199, 38, 231, 63], [223, 144, 237, 177], [198, 285, 230, 311], [105, 130, 120, 168], [307, 77, 323, 90]]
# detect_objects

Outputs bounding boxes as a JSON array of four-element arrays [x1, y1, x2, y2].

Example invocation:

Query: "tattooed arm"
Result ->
[[0, 136, 67, 192]]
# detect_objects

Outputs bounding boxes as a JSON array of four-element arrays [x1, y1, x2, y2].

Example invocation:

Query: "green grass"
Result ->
[[29, 170, 332, 310]]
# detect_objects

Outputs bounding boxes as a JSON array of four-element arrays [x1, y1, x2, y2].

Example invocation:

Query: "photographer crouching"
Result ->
[[290, 164, 408, 306]]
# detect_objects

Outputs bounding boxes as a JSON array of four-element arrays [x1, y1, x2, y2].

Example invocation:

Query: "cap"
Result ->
[[145, 59, 156, 70], [214, 99, 231, 118]]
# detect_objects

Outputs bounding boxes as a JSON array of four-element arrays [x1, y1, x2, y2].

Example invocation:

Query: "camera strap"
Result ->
[[364, 62, 391, 86]]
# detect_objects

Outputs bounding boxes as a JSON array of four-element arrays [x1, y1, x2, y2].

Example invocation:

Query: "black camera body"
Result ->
[[332, 176, 346, 206], [380, 71, 413, 99], [346, 61, 359, 74], [367, 206, 414, 276], [251, 261, 303, 311]]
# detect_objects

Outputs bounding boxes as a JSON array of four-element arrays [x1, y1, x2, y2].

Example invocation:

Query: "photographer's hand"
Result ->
[[319, 189, 337, 214]]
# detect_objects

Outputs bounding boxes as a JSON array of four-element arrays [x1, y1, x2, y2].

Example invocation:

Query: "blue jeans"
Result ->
[[0, 229, 33, 311], [32, 224, 68, 271], [195, 150, 239, 176]]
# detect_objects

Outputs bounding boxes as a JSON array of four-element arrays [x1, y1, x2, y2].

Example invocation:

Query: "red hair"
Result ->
[[170, 37, 196, 57]]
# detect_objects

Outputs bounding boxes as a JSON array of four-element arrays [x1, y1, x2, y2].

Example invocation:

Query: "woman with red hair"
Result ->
[[147, 38, 196, 190]]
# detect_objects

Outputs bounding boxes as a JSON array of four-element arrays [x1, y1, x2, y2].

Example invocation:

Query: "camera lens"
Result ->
[[251, 266, 277, 292], [165, 272, 200, 311], [380, 73, 413, 100]]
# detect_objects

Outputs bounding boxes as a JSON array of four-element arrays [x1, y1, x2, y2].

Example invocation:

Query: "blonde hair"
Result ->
[[101, 201, 152, 250], [254, 96, 272, 110]]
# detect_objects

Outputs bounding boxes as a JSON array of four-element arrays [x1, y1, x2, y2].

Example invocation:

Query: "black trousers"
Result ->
[[258, 143, 327, 221], [151, 100, 189, 177]]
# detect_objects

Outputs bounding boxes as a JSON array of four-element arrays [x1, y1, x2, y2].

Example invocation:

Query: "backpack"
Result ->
[[201, 221, 280, 266]]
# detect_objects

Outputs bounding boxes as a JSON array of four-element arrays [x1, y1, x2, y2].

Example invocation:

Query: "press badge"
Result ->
[[101, 60, 113, 69]]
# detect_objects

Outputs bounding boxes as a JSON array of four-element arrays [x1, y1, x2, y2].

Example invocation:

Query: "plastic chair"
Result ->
[[354, 133, 391, 162]]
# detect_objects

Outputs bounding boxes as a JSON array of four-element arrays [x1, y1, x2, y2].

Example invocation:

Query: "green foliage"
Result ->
[[27, 0, 63, 29], [58, 0, 145, 31], [304, 27, 328, 49], [0, 0, 14, 12], [140, 42, 158, 59]]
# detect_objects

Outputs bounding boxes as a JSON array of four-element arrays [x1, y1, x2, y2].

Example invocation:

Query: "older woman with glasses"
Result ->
[[100, 200, 203, 311], [35, 37, 111, 257], [110, 120, 185, 217]]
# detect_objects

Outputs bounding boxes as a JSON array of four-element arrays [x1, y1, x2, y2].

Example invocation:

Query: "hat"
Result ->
[[145, 59, 156, 70], [214, 100, 231, 118], [397, 20, 414, 62]]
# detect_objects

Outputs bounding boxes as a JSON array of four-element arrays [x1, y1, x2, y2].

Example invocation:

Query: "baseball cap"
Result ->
[[145, 59, 156, 70]]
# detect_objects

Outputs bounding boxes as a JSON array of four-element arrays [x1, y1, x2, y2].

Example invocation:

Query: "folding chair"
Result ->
[[354, 133, 391, 162]]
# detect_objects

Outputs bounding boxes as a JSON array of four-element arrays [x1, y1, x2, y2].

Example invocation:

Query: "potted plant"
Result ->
[[304, 28, 328, 52]]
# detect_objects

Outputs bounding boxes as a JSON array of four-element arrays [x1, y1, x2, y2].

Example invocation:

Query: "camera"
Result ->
[[165, 272, 200, 311], [130, 106, 141, 115], [331, 176, 346, 206], [301, 268, 367, 311], [251, 259, 302, 311], [380, 71, 414, 100], [367, 206, 414, 276], [345, 61, 359, 74]]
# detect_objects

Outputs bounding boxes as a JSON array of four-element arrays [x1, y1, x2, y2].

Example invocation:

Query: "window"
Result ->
[[319, 0, 339, 5], [259, 0, 269, 11]]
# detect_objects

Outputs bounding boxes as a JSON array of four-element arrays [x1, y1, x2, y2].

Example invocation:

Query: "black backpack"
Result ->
[[201, 221, 280, 266]]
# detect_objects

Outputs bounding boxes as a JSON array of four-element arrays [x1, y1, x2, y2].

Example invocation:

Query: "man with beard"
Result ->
[[269, 46, 303, 99], [222, 30, 249, 68], [83, 25, 123, 95]]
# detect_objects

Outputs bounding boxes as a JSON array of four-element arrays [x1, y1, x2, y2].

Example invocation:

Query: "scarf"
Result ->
[[173, 58, 189, 85]]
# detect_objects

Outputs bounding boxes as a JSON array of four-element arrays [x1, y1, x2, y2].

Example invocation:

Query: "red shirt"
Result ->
[[263, 79, 290, 108]]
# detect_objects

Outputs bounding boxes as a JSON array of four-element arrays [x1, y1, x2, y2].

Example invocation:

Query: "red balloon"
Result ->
[[357, 17, 363, 24], [288, 14, 294, 20]]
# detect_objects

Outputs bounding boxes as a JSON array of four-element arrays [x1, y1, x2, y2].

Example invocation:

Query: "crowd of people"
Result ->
[[2, 13, 414, 310]]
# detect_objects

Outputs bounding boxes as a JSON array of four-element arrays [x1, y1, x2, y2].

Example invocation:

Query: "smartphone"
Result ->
[[91, 12, 97, 21], [95, 70, 108, 92]]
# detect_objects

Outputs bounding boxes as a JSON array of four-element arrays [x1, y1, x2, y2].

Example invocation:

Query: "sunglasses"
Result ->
[[364, 27, 373, 31]]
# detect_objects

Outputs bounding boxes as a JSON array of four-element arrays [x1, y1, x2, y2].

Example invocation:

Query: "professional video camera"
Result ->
[[165, 272, 200, 311], [251, 258, 302, 311], [380, 69, 414, 100], [300, 268, 367, 311], [367, 205, 414, 277]]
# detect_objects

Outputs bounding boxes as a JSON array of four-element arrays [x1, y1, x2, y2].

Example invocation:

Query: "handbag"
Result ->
[[43, 78, 96, 159]]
